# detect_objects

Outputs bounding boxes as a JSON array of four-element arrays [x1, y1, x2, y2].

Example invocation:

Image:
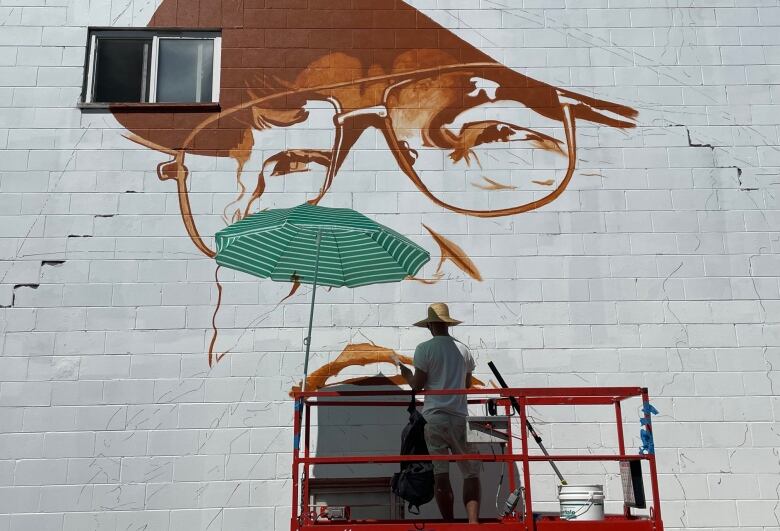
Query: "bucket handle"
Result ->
[[563, 493, 595, 520]]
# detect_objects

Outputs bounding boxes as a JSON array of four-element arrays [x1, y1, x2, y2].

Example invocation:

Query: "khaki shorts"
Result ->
[[423, 412, 481, 479]]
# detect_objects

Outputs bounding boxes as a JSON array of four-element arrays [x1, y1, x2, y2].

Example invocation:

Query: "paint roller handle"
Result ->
[[488, 361, 568, 485], [487, 362, 538, 435]]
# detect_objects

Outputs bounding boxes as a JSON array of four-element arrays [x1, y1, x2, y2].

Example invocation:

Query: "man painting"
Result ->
[[397, 303, 480, 524]]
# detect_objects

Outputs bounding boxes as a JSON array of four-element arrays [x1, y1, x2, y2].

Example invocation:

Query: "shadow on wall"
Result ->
[[310, 381, 515, 521]]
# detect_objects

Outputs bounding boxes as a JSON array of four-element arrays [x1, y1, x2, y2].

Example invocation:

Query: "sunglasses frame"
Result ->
[[130, 62, 579, 258]]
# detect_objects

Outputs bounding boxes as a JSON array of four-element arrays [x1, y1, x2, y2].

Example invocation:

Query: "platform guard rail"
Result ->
[[290, 386, 663, 531]]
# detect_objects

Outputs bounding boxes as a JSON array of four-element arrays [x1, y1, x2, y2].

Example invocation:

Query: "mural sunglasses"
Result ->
[[134, 63, 587, 257]]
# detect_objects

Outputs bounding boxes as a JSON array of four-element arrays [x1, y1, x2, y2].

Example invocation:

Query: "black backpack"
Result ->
[[391, 394, 435, 514]]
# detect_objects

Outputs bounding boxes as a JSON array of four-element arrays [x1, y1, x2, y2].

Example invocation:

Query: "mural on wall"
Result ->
[[113, 0, 638, 377], [289, 343, 485, 394]]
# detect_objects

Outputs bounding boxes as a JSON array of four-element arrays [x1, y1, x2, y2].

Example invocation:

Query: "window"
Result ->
[[83, 29, 220, 105]]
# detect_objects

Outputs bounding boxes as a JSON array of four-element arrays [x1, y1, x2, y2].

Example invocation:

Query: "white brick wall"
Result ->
[[0, 0, 779, 529]]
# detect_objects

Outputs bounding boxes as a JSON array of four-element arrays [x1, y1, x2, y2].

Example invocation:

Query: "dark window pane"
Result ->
[[156, 39, 214, 103], [93, 38, 150, 103]]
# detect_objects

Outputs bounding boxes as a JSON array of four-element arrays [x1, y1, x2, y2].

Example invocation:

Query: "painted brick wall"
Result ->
[[1, 0, 780, 530]]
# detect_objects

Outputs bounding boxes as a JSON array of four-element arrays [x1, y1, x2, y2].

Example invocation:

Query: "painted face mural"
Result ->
[[113, 0, 638, 376]]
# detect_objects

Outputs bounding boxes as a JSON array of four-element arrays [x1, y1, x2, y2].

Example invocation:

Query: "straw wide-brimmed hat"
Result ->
[[413, 303, 462, 327]]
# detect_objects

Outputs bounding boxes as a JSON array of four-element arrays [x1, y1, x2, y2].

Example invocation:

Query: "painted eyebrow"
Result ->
[[263, 149, 333, 176], [250, 104, 310, 130]]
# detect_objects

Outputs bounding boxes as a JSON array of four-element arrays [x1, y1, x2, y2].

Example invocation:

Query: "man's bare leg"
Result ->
[[433, 473, 454, 520], [463, 477, 480, 524]]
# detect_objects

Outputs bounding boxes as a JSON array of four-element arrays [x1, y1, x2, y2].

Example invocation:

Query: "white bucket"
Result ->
[[558, 484, 605, 521]]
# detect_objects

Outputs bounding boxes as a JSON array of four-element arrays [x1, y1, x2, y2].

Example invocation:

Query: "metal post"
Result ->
[[615, 400, 626, 454], [642, 388, 663, 529], [301, 229, 322, 393], [291, 398, 302, 531]]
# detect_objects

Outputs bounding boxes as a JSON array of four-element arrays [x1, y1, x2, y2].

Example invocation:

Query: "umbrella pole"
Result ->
[[301, 229, 322, 393]]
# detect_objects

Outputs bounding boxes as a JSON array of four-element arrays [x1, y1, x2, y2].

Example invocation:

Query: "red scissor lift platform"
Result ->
[[291, 386, 664, 531]]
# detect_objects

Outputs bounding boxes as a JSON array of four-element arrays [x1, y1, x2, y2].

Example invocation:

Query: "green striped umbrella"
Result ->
[[215, 203, 429, 288], [214, 203, 430, 389]]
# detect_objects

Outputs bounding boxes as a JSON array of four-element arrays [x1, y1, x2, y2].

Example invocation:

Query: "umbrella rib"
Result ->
[[267, 221, 311, 283], [329, 230, 347, 286]]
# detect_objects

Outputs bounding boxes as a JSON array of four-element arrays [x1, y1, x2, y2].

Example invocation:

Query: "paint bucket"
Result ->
[[558, 484, 605, 521]]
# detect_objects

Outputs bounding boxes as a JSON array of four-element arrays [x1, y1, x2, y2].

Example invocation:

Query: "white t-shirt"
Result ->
[[413, 336, 476, 418]]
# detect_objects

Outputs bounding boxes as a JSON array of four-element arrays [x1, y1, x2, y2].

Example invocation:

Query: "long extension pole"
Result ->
[[488, 361, 567, 485], [301, 229, 322, 393]]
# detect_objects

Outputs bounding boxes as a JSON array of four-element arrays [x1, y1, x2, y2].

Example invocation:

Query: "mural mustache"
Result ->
[[112, 0, 638, 369]]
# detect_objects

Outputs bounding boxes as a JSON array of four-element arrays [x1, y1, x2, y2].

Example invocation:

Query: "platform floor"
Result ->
[[298, 513, 659, 530]]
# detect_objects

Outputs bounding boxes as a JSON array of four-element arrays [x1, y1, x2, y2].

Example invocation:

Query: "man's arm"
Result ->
[[399, 363, 427, 391], [465, 371, 473, 389]]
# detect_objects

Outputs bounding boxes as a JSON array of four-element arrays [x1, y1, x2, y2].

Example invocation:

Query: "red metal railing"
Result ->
[[290, 386, 664, 531]]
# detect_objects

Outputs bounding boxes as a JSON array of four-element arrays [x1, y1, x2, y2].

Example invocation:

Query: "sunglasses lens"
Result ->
[[400, 134, 569, 213], [386, 75, 571, 213]]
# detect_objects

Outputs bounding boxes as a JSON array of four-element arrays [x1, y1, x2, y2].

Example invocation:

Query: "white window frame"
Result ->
[[84, 29, 221, 105]]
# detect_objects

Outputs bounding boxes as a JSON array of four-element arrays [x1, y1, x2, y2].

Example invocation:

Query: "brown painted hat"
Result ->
[[115, 0, 638, 158], [414, 303, 462, 328]]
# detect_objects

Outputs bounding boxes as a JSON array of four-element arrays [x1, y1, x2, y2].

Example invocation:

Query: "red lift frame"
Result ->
[[291, 386, 663, 531]]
